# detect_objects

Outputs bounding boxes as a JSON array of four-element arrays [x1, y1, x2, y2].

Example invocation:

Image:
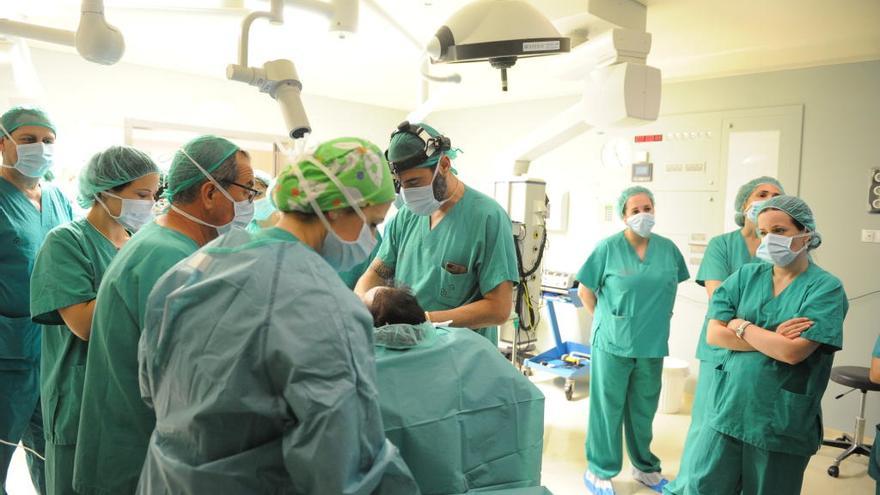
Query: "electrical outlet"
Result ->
[[862, 229, 876, 243]]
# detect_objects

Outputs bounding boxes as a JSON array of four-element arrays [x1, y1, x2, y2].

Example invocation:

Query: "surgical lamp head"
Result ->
[[76, 0, 125, 65]]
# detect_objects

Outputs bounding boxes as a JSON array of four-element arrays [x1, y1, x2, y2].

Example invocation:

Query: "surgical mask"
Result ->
[[95, 191, 155, 233], [178, 149, 254, 233], [288, 155, 377, 272], [626, 212, 655, 238], [401, 165, 447, 216], [0, 126, 55, 178], [252, 197, 276, 222], [747, 200, 767, 224], [756, 232, 811, 267]]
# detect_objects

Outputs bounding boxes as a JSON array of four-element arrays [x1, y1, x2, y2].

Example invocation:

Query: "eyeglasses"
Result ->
[[223, 181, 260, 203]]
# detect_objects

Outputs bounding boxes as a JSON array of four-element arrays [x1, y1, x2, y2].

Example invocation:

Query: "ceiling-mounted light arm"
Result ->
[[0, 0, 124, 65], [237, 0, 284, 67], [362, 0, 461, 89]]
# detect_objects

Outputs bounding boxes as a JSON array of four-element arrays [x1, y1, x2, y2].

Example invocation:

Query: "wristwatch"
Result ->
[[735, 321, 752, 339]]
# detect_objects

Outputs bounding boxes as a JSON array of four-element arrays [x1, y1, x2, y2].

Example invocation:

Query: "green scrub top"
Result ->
[[30, 219, 118, 445], [0, 177, 73, 363], [695, 229, 765, 363], [377, 186, 519, 342], [74, 220, 198, 495], [338, 231, 383, 290], [707, 262, 848, 457], [576, 231, 689, 358]]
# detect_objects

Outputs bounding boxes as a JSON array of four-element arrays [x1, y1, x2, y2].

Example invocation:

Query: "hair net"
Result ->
[[616, 185, 655, 218], [374, 322, 436, 349], [758, 195, 822, 249], [77, 146, 161, 208], [386, 122, 460, 171], [274, 137, 395, 213], [0, 106, 57, 136], [734, 176, 785, 227], [164, 135, 239, 203]]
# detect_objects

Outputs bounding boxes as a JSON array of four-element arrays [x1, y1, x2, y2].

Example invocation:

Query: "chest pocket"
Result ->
[[437, 265, 477, 306]]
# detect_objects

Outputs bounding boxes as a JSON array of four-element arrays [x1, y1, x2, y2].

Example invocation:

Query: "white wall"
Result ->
[[5, 48, 405, 179], [430, 60, 880, 433]]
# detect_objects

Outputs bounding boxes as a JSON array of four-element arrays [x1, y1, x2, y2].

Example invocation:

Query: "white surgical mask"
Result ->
[[401, 165, 447, 216], [0, 123, 55, 178], [288, 155, 377, 272], [95, 191, 155, 232], [747, 200, 767, 224], [177, 149, 254, 233], [756, 232, 811, 267], [626, 212, 655, 238]]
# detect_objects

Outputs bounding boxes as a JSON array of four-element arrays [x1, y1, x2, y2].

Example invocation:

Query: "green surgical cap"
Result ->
[[386, 122, 459, 171], [274, 137, 395, 213], [617, 185, 655, 218], [757, 195, 821, 249], [734, 176, 785, 227], [374, 322, 436, 350], [0, 106, 56, 136], [165, 135, 239, 203], [77, 146, 161, 209]]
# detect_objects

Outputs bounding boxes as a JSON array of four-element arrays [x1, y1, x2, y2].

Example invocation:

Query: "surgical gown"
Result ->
[[136, 227, 419, 495], [665, 229, 762, 495], [30, 219, 118, 495], [0, 177, 72, 494], [576, 231, 689, 480], [684, 262, 847, 494], [377, 186, 519, 345], [375, 325, 544, 494], [74, 220, 198, 495]]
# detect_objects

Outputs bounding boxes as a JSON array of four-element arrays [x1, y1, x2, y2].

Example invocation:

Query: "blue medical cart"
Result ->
[[523, 288, 591, 400]]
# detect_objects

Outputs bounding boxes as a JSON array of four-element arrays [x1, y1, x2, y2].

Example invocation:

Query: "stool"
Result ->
[[821, 366, 880, 477]]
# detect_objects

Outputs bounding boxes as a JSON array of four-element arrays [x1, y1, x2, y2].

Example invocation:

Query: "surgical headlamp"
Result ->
[[385, 120, 451, 176]]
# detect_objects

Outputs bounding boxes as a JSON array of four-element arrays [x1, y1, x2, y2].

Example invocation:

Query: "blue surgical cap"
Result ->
[[758, 195, 822, 249], [386, 122, 459, 171], [734, 176, 784, 227], [77, 146, 161, 209], [0, 106, 56, 136], [165, 135, 239, 203], [617, 185, 655, 218]]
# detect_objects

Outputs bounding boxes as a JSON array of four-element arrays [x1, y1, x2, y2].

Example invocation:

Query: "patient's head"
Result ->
[[364, 286, 426, 326]]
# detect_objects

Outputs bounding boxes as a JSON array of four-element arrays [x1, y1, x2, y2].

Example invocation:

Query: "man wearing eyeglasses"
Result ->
[[74, 135, 255, 495]]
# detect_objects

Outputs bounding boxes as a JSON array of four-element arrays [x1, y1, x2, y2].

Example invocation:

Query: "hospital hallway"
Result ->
[[6, 370, 874, 495]]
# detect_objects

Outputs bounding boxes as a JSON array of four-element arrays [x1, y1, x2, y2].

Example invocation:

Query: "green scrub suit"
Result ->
[[870, 335, 880, 495], [339, 232, 383, 289], [74, 221, 198, 495], [683, 262, 847, 495], [666, 229, 761, 494], [1, 177, 72, 495], [29, 219, 118, 495], [576, 231, 689, 480], [377, 186, 518, 345], [136, 227, 419, 494]]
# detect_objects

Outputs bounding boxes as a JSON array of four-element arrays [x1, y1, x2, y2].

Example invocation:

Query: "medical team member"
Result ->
[[868, 334, 879, 494], [0, 106, 73, 495], [665, 176, 783, 494], [74, 135, 255, 495], [246, 169, 278, 233], [682, 195, 847, 494], [29, 146, 159, 495], [355, 121, 518, 344], [577, 186, 689, 495], [136, 137, 418, 494]]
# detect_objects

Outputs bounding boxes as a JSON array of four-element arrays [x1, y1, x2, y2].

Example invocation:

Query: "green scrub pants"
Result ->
[[664, 360, 715, 494], [45, 443, 76, 495], [0, 365, 46, 495], [586, 348, 663, 479], [681, 427, 809, 495]]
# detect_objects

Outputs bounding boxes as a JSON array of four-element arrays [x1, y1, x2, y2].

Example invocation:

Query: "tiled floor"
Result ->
[[6, 374, 876, 494]]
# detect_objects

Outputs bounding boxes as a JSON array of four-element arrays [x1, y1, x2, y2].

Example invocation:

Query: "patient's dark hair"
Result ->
[[370, 287, 426, 326]]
